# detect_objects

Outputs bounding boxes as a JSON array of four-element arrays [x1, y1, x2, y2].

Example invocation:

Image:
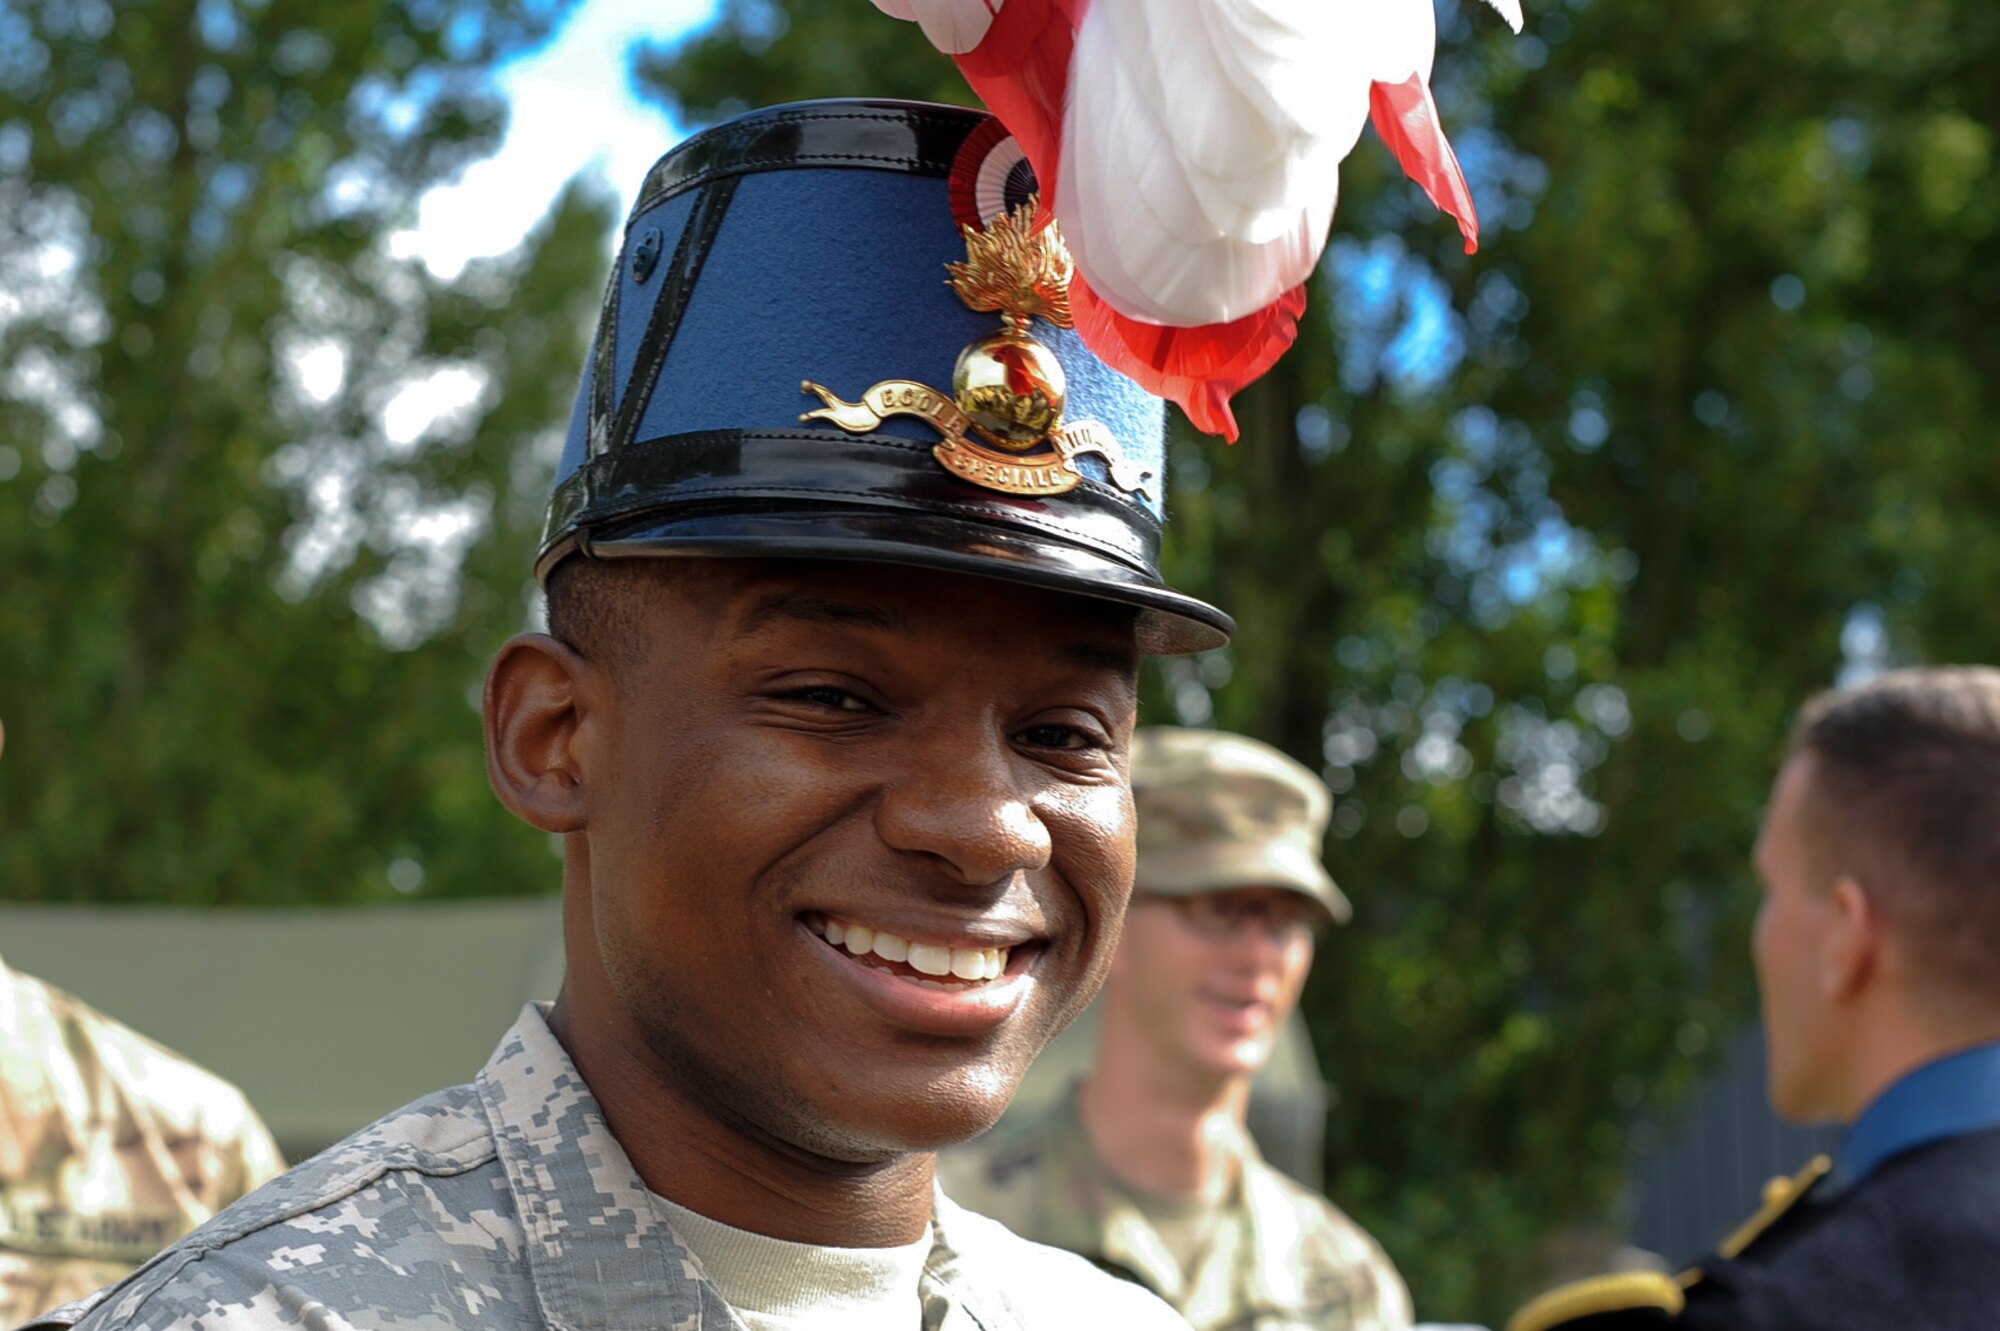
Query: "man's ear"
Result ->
[[484, 633, 605, 834], [1822, 875, 1880, 1000]]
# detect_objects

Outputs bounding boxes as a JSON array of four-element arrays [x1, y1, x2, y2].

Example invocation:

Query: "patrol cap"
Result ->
[[1131, 727, 1351, 924], [537, 98, 1233, 656]]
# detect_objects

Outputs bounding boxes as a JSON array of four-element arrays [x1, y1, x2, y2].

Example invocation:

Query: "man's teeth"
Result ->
[[819, 917, 1008, 981]]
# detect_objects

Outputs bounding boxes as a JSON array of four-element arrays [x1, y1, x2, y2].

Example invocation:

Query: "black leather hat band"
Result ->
[[629, 100, 984, 222], [541, 429, 1166, 574], [535, 506, 1233, 656]]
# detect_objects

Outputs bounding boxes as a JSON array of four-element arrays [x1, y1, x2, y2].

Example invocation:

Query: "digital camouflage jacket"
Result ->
[[29, 1004, 1190, 1331]]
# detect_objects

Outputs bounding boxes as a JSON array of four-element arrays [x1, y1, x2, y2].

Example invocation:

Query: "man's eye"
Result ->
[[1272, 904, 1316, 932], [1020, 723, 1099, 751], [788, 686, 870, 712], [1207, 900, 1252, 927]]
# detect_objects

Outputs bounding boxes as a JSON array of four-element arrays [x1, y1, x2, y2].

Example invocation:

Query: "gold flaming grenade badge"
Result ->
[[800, 202, 1153, 500]]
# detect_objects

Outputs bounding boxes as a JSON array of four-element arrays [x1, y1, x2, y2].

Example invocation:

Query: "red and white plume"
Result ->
[[869, 0, 1524, 439]]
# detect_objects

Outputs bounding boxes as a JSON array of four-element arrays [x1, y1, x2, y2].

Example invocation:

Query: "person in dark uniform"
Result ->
[[1511, 665, 2000, 1331]]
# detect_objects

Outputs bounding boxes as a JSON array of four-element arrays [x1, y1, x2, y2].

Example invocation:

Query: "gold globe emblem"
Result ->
[[797, 204, 1150, 500], [952, 329, 1067, 451]]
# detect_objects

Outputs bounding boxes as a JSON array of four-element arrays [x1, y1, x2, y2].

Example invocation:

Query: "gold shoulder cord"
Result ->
[[1506, 1271, 1685, 1331], [1717, 1155, 1831, 1260], [1506, 1154, 1833, 1331]]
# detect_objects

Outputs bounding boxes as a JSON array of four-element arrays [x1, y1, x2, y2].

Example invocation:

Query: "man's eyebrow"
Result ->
[[735, 588, 911, 636]]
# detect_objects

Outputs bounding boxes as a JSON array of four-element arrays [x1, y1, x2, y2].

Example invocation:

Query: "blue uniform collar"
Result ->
[[1836, 1039, 2000, 1190]]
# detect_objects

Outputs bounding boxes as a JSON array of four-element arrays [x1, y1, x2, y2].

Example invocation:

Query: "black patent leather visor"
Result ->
[[539, 507, 1232, 657]]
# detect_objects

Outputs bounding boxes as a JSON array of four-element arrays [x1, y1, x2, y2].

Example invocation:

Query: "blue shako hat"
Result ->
[[539, 98, 1232, 655]]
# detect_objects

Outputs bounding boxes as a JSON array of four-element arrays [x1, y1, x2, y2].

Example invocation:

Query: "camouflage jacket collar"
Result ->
[[483, 1004, 1018, 1331], [477, 1004, 731, 1331]]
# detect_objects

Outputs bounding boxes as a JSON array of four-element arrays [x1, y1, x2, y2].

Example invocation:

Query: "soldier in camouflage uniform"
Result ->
[[29, 100, 1235, 1330], [0, 723, 286, 1326], [0, 949, 287, 1326], [944, 727, 1413, 1331]]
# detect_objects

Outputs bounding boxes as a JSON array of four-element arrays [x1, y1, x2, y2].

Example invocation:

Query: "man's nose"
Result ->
[[874, 725, 1053, 887]]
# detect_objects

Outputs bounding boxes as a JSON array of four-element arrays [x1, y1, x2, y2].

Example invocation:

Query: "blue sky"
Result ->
[[394, 0, 720, 277]]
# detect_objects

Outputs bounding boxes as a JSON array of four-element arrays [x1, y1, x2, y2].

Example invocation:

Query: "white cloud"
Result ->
[[392, 0, 719, 279]]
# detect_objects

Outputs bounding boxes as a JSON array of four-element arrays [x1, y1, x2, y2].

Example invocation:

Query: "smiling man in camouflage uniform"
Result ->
[[945, 727, 1412, 1331], [28, 101, 1237, 1331]]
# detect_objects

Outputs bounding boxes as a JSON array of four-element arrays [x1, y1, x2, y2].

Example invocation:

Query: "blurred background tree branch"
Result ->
[[0, 0, 613, 905]]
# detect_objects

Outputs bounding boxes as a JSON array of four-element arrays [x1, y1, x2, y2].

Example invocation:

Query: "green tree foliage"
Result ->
[[0, 0, 615, 903], [644, 0, 2000, 1319]]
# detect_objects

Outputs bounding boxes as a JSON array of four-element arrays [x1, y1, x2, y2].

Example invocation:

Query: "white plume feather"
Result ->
[[1359, 0, 1437, 84], [866, 0, 1003, 55], [1060, 0, 1374, 326], [1481, 0, 1526, 36], [870, 0, 1523, 329]]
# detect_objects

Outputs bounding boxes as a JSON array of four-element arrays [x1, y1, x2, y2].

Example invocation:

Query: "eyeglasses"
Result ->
[[1137, 890, 1326, 943]]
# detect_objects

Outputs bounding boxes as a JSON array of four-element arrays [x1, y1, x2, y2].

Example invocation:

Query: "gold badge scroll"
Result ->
[[799, 380, 1152, 500]]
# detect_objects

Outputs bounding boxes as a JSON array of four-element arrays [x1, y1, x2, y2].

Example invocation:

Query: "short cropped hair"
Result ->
[[543, 557, 671, 676], [544, 556, 739, 678], [1790, 666, 2000, 1007]]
